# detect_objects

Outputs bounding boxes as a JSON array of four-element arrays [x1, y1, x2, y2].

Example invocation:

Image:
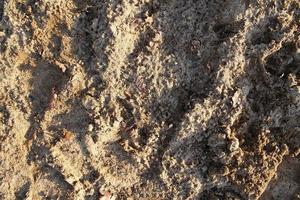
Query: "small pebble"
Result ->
[[88, 124, 94, 132]]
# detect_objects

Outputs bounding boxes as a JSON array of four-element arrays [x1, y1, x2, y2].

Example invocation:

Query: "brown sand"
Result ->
[[0, 0, 299, 199]]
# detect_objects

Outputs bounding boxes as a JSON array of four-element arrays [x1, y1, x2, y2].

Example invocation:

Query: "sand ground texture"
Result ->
[[0, 0, 299, 199]]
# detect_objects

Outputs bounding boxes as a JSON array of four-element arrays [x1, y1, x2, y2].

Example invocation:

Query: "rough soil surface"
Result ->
[[0, 0, 299, 199]]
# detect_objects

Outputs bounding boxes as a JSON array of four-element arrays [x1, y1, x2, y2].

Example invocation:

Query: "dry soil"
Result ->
[[0, 0, 299, 199]]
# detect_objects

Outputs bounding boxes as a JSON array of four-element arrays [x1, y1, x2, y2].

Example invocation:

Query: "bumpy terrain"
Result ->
[[0, 0, 299, 199]]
